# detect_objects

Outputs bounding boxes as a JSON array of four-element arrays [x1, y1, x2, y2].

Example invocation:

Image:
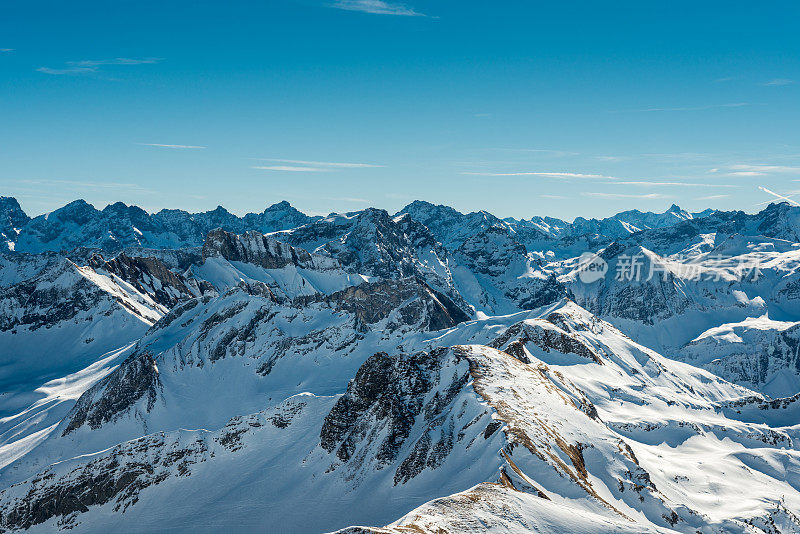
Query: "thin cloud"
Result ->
[[641, 152, 718, 161], [762, 79, 794, 87], [330, 0, 425, 16], [462, 171, 616, 179], [37, 66, 96, 75], [37, 57, 161, 75], [486, 148, 580, 157], [613, 102, 748, 113], [697, 194, 730, 200], [15, 178, 155, 195], [541, 194, 568, 199], [255, 158, 382, 168], [612, 181, 739, 188], [140, 143, 206, 149], [711, 164, 800, 176], [70, 57, 161, 67], [0, 48, 13, 53], [758, 186, 800, 206], [252, 166, 331, 172], [581, 192, 668, 199]]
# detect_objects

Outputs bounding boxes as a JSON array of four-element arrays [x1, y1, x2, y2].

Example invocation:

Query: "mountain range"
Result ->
[[1, 195, 800, 533]]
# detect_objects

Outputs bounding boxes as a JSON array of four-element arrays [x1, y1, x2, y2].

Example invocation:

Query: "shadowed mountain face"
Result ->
[[2, 196, 800, 533]]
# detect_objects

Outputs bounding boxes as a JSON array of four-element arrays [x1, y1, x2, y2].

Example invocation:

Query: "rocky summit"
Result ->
[[2, 197, 800, 533]]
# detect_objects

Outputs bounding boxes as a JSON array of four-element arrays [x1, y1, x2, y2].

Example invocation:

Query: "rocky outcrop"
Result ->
[[300, 277, 470, 331], [0, 260, 109, 331], [0, 196, 29, 251], [489, 318, 604, 365], [319, 347, 476, 486], [62, 351, 161, 435], [202, 228, 337, 271], [88, 252, 205, 308]]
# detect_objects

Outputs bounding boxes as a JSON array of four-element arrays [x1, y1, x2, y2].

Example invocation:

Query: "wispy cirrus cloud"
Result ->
[[611, 181, 740, 188], [0, 48, 13, 53], [254, 158, 383, 168], [461, 171, 616, 179], [253, 165, 331, 172], [581, 192, 668, 199], [15, 178, 155, 195], [710, 164, 800, 176], [140, 143, 206, 149], [329, 0, 425, 16], [71, 57, 161, 67], [613, 102, 749, 113], [252, 158, 382, 172], [36, 66, 96, 75], [762, 78, 794, 86], [37, 57, 162, 75], [486, 148, 580, 157], [462, 170, 746, 190], [697, 194, 729, 200]]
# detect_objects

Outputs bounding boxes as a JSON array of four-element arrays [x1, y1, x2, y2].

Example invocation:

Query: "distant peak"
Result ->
[[53, 199, 97, 216], [103, 201, 130, 212], [265, 200, 296, 212], [0, 196, 24, 211], [207, 205, 232, 215], [404, 200, 435, 209]]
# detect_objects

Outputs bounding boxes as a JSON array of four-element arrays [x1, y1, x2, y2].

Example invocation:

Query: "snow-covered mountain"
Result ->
[[2, 195, 800, 533], [0, 197, 29, 252], [5, 199, 318, 253], [398, 200, 716, 250]]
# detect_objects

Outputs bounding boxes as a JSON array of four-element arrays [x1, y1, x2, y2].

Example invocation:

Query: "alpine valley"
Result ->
[[2, 195, 800, 533]]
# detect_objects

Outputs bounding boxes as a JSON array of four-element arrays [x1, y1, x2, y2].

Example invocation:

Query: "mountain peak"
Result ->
[[269, 200, 292, 209]]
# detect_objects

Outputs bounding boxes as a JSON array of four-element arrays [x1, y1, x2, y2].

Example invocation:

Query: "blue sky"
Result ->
[[1, 0, 799, 220]]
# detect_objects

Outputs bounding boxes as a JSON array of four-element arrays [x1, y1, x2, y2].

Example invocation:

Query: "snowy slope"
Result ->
[[2, 199, 800, 533], [1, 295, 798, 533]]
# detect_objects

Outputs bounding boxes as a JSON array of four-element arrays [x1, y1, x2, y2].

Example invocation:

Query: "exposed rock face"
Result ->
[[0, 432, 188, 531], [682, 320, 800, 397], [318, 347, 498, 489], [275, 208, 473, 312], [301, 277, 471, 331], [88, 253, 203, 308], [0, 260, 109, 332], [489, 317, 604, 365], [0, 196, 29, 251], [450, 227, 567, 314], [62, 351, 161, 435], [0, 398, 313, 532], [456, 227, 528, 277], [202, 228, 336, 271], [279, 208, 436, 278], [397, 200, 553, 251]]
